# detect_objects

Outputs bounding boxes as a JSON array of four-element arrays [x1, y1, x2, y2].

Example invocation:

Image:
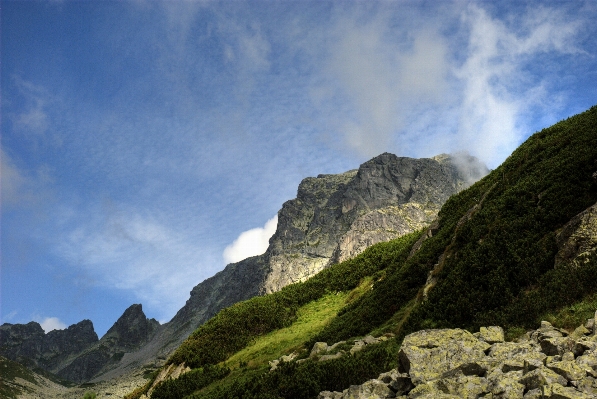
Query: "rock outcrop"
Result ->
[[0, 320, 98, 371], [0, 304, 159, 383], [555, 202, 597, 268], [318, 317, 597, 399]]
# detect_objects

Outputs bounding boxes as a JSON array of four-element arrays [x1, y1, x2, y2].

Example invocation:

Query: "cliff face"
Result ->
[[123, 153, 484, 368]]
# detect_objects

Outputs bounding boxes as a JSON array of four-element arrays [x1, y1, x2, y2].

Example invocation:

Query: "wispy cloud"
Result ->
[[9, 76, 52, 135], [223, 215, 277, 264], [297, 2, 587, 167], [452, 4, 584, 167], [53, 203, 219, 320], [0, 149, 53, 208]]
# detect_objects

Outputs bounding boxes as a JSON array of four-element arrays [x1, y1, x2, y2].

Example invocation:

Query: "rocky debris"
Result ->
[[318, 317, 597, 399], [271, 335, 390, 372], [269, 352, 299, 371]]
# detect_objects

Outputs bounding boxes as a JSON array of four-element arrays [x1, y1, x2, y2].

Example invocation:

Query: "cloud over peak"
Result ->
[[223, 216, 278, 264]]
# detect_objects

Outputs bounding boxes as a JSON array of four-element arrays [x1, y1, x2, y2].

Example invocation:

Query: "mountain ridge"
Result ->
[[128, 105, 597, 399], [1, 152, 479, 386]]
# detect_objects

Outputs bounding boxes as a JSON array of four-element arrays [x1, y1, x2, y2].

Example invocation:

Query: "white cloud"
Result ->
[[39, 317, 67, 333], [305, 3, 585, 168], [452, 4, 583, 167], [223, 215, 278, 264]]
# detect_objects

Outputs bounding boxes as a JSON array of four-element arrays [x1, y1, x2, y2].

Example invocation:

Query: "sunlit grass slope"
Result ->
[[223, 291, 349, 371]]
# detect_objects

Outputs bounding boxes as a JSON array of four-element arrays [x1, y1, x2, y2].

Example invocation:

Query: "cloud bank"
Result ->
[[223, 216, 278, 264]]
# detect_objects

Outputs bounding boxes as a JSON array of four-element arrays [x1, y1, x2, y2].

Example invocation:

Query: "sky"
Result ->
[[1, 0, 596, 337]]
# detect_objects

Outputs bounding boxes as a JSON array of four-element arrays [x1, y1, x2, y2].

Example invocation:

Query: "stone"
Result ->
[[350, 341, 366, 354], [407, 381, 444, 398], [547, 361, 586, 382], [280, 352, 298, 362], [541, 337, 576, 356], [571, 325, 592, 340], [489, 375, 525, 398], [575, 376, 597, 396], [398, 329, 490, 384], [524, 388, 543, 399], [519, 367, 568, 390], [269, 359, 280, 371], [310, 342, 329, 358], [378, 369, 414, 395], [475, 326, 505, 344], [574, 339, 597, 356], [318, 391, 344, 399], [586, 319, 595, 334], [575, 350, 597, 374], [343, 380, 395, 399], [319, 351, 345, 362], [436, 375, 489, 398], [362, 335, 379, 345], [542, 382, 592, 398]]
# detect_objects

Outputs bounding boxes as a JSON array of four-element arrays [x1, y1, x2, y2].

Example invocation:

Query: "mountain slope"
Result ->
[[0, 304, 159, 384], [100, 153, 476, 382], [132, 105, 597, 399]]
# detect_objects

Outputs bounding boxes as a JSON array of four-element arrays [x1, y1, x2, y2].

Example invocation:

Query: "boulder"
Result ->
[[435, 375, 489, 398], [541, 382, 592, 398], [475, 326, 505, 344], [398, 329, 489, 384], [541, 337, 576, 356], [310, 342, 329, 358], [547, 360, 586, 382], [519, 367, 568, 390], [343, 380, 395, 399]]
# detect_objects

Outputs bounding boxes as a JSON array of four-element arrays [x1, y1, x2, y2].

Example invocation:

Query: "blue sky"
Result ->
[[2, 0, 596, 337]]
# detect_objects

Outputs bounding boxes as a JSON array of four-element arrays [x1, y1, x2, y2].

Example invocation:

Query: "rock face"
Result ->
[[0, 304, 159, 383], [106, 153, 482, 378], [318, 318, 597, 399], [555, 202, 597, 268], [54, 304, 160, 383], [0, 320, 98, 371]]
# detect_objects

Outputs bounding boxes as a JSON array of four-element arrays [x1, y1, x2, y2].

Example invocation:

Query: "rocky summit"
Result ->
[[0, 304, 159, 383], [0, 152, 483, 387], [317, 315, 597, 399], [118, 152, 483, 374]]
